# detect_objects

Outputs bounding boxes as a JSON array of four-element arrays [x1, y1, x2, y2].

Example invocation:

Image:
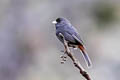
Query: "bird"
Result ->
[[52, 17, 92, 68]]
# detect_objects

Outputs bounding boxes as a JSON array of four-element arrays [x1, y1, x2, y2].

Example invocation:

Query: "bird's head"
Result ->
[[52, 17, 71, 26]]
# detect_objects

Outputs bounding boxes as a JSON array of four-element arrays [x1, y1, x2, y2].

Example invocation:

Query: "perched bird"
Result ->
[[52, 17, 92, 68]]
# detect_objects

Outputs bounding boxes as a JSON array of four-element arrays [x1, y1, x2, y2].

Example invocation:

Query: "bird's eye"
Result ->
[[56, 18, 61, 23]]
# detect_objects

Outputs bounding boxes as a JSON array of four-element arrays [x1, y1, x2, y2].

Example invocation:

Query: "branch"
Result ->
[[59, 33, 92, 80]]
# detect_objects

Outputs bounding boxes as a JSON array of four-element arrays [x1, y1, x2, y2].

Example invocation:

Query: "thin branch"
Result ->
[[59, 33, 92, 80]]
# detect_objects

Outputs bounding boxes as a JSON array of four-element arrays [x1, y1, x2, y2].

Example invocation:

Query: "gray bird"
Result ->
[[52, 17, 92, 68]]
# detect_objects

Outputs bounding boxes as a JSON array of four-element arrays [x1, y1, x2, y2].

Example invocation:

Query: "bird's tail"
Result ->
[[78, 45, 92, 68]]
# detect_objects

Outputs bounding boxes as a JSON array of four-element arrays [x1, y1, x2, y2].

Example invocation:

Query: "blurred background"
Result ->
[[0, 0, 120, 80]]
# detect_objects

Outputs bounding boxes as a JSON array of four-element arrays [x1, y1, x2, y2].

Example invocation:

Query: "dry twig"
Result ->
[[59, 33, 92, 80]]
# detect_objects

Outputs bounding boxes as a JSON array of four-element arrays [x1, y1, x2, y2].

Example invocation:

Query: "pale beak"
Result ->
[[52, 21, 57, 24]]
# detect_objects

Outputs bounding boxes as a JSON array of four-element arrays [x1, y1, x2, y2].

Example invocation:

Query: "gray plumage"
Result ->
[[55, 18, 83, 46], [53, 17, 92, 68]]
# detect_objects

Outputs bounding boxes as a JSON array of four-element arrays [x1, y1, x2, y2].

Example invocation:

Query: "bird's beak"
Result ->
[[52, 21, 57, 24]]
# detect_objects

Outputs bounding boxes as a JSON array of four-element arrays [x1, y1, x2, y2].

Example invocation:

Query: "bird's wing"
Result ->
[[64, 25, 84, 45], [64, 32, 77, 43], [65, 25, 84, 44], [72, 34, 84, 45]]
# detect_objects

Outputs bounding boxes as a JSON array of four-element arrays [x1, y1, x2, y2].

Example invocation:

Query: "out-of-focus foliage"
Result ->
[[93, 2, 116, 29]]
